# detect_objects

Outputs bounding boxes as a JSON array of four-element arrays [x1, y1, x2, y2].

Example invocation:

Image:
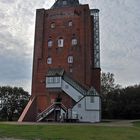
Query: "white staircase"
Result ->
[[46, 73, 88, 102], [36, 102, 67, 122], [38, 68, 99, 122]]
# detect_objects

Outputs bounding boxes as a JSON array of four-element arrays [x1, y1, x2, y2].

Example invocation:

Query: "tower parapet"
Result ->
[[52, 0, 80, 8]]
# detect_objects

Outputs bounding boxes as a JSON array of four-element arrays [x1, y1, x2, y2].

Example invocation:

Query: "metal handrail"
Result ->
[[37, 103, 55, 120], [37, 102, 67, 121]]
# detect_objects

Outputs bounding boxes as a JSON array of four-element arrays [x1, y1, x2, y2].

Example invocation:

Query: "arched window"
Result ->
[[58, 37, 64, 47], [51, 22, 55, 29], [72, 38, 77, 46], [47, 57, 52, 64], [48, 39, 53, 47], [68, 21, 72, 27], [68, 56, 73, 63]]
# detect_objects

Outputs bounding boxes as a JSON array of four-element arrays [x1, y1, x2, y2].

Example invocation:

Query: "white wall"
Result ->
[[72, 96, 101, 122], [85, 96, 100, 110], [45, 76, 101, 122], [46, 78, 84, 102]]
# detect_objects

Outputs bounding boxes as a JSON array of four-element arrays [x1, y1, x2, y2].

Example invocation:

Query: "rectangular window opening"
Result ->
[[90, 96, 94, 103], [58, 39, 64, 47]]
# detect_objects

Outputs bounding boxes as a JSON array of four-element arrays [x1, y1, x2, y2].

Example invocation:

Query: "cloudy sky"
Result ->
[[0, 0, 140, 92]]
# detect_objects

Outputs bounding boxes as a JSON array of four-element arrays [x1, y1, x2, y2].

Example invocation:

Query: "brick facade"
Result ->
[[19, 1, 101, 121]]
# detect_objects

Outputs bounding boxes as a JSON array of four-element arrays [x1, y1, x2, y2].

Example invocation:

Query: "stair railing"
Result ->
[[37, 103, 55, 121]]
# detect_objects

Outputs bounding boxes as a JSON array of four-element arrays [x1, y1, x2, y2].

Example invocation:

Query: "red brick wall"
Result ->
[[31, 5, 100, 114]]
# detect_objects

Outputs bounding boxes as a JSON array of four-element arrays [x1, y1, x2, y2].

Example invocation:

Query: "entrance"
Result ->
[[54, 109, 61, 122]]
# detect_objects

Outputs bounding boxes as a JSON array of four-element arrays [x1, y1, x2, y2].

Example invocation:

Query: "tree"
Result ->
[[101, 72, 140, 119], [118, 85, 140, 119], [101, 72, 121, 118], [101, 72, 121, 95], [0, 86, 30, 121]]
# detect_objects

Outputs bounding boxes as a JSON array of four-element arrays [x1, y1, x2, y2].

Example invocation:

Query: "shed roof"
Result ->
[[47, 68, 64, 77]]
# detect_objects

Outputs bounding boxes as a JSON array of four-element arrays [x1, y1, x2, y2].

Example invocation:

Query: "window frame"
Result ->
[[90, 96, 94, 103], [47, 57, 52, 64], [47, 77, 53, 83], [58, 38, 64, 47], [68, 21, 73, 27], [51, 22, 55, 29], [47, 77, 60, 84], [48, 39, 53, 47], [54, 77, 60, 83], [72, 38, 78, 46], [68, 56, 73, 64]]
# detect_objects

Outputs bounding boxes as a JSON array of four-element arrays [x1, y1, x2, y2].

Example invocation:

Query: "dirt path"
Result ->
[[94, 120, 137, 127], [1, 119, 140, 127]]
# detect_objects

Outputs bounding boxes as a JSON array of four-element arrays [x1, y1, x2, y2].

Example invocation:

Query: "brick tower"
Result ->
[[19, 0, 101, 122]]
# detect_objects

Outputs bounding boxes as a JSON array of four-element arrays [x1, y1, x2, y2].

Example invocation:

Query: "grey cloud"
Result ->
[[0, 0, 140, 92], [0, 25, 8, 31], [0, 0, 16, 4], [0, 31, 25, 51], [0, 53, 32, 80], [0, 12, 5, 18], [85, 0, 140, 86], [0, 0, 48, 92]]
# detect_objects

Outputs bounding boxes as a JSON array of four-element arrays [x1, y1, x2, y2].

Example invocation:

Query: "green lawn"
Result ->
[[0, 122, 140, 140], [133, 121, 140, 127]]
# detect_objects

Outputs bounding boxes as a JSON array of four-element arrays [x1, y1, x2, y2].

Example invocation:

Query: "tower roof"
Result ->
[[51, 0, 80, 9]]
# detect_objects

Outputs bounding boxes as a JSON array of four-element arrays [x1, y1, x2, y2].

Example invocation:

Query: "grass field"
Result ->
[[0, 122, 140, 140]]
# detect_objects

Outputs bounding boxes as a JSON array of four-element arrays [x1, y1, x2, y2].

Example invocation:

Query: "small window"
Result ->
[[68, 56, 73, 64], [47, 77, 60, 84], [58, 38, 64, 47], [68, 21, 72, 27], [51, 22, 55, 29], [78, 103, 81, 108], [72, 38, 77, 46], [54, 77, 60, 83], [90, 96, 94, 103], [48, 39, 53, 47], [47, 57, 52, 64], [47, 77, 53, 83]]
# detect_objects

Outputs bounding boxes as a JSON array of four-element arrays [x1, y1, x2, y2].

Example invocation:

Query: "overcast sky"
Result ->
[[0, 0, 140, 92]]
